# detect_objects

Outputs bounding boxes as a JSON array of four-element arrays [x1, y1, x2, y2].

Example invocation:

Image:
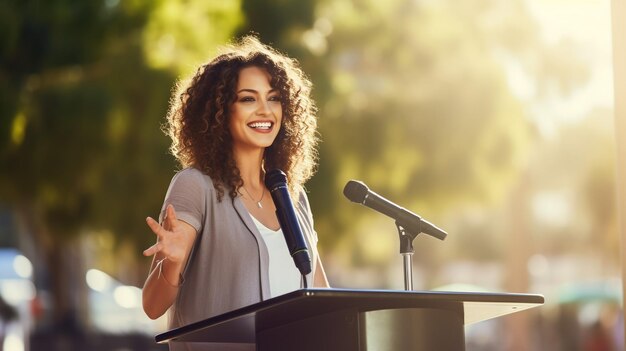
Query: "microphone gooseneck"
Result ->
[[343, 180, 447, 240]]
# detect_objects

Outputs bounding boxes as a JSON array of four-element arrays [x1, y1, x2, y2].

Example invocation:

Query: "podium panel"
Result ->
[[257, 308, 360, 351], [363, 308, 465, 351]]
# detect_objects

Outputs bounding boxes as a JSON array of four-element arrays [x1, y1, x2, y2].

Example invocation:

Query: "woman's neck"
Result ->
[[234, 147, 265, 189]]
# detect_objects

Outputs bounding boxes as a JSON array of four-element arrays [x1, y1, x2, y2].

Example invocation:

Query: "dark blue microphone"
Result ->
[[265, 169, 312, 276]]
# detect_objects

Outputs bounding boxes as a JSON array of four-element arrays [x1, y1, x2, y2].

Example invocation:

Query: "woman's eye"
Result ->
[[269, 96, 282, 102], [239, 96, 255, 102]]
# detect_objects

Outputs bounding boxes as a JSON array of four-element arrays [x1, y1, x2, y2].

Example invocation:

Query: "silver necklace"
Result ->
[[242, 186, 265, 208]]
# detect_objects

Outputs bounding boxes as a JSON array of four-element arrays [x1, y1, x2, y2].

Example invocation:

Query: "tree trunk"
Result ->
[[18, 204, 87, 348], [504, 171, 533, 351]]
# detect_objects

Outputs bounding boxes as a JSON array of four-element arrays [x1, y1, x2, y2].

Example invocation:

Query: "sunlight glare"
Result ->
[[113, 285, 141, 309], [13, 255, 33, 279], [86, 269, 113, 292]]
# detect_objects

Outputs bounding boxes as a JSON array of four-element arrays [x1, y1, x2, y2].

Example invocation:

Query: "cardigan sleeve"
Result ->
[[159, 168, 208, 233]]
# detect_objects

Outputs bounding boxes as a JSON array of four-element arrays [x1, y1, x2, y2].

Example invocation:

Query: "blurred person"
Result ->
[[584, 321, 614, 351], [558, 303, 582, 350], [0, 294, 17, 351], [141, 36, 329, 350], [611, 312, 624, 351]]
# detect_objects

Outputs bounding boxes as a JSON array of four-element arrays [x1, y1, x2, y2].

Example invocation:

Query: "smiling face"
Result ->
[[229, 66, 283, 155]]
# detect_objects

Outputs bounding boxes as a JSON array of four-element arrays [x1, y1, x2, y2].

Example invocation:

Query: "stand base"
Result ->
[[257, 307, 465, 351]]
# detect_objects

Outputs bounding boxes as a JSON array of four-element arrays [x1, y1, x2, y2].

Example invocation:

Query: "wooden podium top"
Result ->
[[156, 288, 544, 344]]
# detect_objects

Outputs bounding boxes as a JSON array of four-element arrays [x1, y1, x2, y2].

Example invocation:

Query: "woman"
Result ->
[[141, 36, 329, 349]]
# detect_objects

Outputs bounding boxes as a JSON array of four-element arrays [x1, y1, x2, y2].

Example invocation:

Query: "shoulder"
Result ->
[[173, 167, 211, 183], [170, 167, 215, 190], [164, 167, 219, 203]]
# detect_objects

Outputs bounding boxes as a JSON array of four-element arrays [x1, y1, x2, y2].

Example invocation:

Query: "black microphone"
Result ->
[[343, 180, 447, 240], [265, 169, 312, 276]]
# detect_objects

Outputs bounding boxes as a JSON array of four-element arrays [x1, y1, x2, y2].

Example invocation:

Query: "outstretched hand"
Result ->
[[143, 204, 195, 264]]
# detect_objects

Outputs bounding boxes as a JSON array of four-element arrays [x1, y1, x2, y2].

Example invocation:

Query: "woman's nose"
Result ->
[[256, 100, 272, 115]]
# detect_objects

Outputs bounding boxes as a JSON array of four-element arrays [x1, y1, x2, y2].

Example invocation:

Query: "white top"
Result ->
[[250, 216, 301, 297]]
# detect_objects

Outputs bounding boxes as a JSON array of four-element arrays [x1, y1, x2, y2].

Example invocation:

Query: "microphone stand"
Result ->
[[396, 221, 420, 291]]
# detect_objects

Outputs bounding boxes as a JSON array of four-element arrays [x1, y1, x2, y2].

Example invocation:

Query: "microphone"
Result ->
[[265, 169, 312, 276], [343, 180, 447, 240]]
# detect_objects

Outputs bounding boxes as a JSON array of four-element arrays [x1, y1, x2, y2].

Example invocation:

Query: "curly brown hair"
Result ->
[[164, 36, 318, 201]]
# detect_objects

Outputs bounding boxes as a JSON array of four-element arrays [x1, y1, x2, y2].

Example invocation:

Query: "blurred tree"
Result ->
[[530, 108, 618, 263], [238, 0, 315, 53], [0, 0, 168, 331], [232, 0, 588, 281], [0, 0, 596, 339], [143, 0, 243, 75], [288, 0, 587, 275], [0, 0, 242, 334]]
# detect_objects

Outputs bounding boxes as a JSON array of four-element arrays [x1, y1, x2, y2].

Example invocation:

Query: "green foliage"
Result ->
[[82, 46, 176, 250], [143, 0, 244, 75], [234, 0, 590, 274], [0, 1, 245, 252], [530, 109, 618, 259], [0, 0, 168, 246], [0, 0, 245, 327], [239, 0, 315, 47], [0, 0, 596, 286], [302, 0, 537, 254]]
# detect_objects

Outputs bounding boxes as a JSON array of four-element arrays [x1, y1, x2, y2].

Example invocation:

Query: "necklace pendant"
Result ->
[[257, 202, 263, 209]]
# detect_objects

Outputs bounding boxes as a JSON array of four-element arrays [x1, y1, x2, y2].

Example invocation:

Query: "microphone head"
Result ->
[[343, 180, 369, 203], [264, 169, 287, 189]]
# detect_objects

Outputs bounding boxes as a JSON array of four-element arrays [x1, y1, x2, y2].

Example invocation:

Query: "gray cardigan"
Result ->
[[160, 168, 321, 351]]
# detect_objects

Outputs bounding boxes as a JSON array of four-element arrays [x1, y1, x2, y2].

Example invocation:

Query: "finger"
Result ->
[[143, 242, 162, 257], [146, 217, 165, 238], [165, 204, 179, 231]]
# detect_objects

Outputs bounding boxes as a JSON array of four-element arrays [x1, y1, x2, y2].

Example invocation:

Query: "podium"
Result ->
[[156, 288, 544, 350]]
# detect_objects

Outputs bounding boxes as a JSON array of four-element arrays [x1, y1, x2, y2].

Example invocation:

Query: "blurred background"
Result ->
[[0, 0, 622, 350]]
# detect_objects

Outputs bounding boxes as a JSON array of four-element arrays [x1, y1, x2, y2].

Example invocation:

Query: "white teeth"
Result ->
[[248, 122, 272, 129]]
